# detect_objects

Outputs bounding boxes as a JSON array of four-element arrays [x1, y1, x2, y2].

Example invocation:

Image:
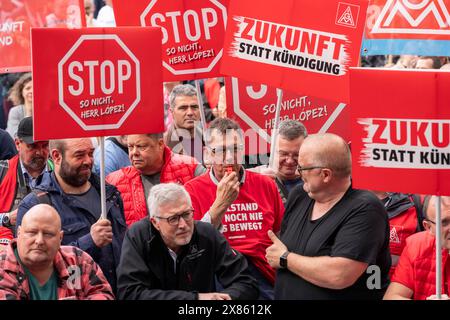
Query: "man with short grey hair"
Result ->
[[116, 183, 258, 300], [251, 120, 307, 204], [164, 84, 204, 162]]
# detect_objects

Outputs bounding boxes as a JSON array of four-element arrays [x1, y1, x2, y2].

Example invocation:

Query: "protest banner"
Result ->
[[113, 0, 229, 81], [350, 68, 450, 196], [0, 0, 84, 73], [362, 0, 450, 55], [226, 77, 349, 155], [221, 0, 368, 103], [32, 27, 164, 140]]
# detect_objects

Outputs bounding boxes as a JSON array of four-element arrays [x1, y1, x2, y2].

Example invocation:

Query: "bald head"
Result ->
[[425, 196, 450, 221], [21, 204, 61, 231], [300, 133, 351, 179]]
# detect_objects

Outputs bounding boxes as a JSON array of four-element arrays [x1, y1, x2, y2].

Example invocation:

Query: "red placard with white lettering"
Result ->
[[0, 0, 84, 74], [226, 77, 349, 155], [32, 27, 164, 140], [350, 68, 450, 196], [220, 0, 368, 103], [113, 0, 229, 81]]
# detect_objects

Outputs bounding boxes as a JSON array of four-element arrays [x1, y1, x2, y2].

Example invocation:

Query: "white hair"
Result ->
[[147, 183, 192, 218]]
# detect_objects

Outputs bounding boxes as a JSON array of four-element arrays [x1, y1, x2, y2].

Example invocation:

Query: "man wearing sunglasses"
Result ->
[[116, 183, 258, 300], [266, 133, 391, 300]]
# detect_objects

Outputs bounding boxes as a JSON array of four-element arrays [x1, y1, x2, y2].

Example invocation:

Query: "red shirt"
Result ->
[[184, 169, 284, 285]]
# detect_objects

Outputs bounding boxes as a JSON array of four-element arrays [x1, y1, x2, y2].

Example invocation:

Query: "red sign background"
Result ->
[[220, 0, 368, 103], [113, 0, 228, 81], [32, 27, 164, 140], [226, 77, 349, 155], [0, 0, 84, 73], [350, 68, 450, 196]]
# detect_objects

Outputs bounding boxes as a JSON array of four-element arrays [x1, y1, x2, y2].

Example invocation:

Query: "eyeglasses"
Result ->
[[425, 218, 450, 228], [155, 209, 194, 226], [207, 145, 244, 156], [297, 165, 326, 172]]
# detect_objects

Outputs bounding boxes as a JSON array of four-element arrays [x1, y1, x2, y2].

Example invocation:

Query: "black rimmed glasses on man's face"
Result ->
[[155, 209, 194, 226], [297, 165, 326, 172]]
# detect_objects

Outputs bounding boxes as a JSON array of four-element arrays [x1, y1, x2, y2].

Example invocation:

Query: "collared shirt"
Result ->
[[168, 248, 177, 274], [20, 161, 48, 189]]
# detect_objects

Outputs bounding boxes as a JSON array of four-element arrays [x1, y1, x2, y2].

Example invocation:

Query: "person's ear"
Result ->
[[423, 220, 433, 233], [15, 139, 21, 152], [322, 168, 333, 183], [150, 217, 160, 231], [51, 149, 62, 165], [59, 231, 64, 242]]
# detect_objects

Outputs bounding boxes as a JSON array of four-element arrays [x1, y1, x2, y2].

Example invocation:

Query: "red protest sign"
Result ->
[[32, 27, 164, 140], [113, 0, 228, 81], [365, 0, 450, 40], [220, 0, 368, 103], [350, 68, 450, 196], [0, 0, 84, 74], [226, 77, 349, 155]]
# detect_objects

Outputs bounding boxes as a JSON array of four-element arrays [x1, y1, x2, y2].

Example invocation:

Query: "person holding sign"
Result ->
[[16, 138, 127, 293], [116, 183, 258, 300], [184, 118, 284, 300], [266, 133, 391, 300], [0, 204, 114, 300], [384, 196, 450, 300]]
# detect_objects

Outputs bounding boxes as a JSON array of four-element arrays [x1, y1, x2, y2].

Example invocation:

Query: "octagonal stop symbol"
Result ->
[[140, 0, 227, 79], [58, 34, 141, 130]]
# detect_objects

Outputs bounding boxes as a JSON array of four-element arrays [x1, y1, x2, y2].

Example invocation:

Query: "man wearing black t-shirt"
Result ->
[[266, 133, 391, 300]]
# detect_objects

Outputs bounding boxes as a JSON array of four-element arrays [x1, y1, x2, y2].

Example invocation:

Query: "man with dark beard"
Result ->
[[0, 117, 51, 247], [15, 138, 127, 292]]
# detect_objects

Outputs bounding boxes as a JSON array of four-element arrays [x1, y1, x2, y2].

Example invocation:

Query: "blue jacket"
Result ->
[[16, 171, 127, 292]]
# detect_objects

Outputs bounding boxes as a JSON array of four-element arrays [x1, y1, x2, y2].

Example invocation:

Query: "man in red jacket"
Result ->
[[384, 196, 450, 300], [0, 117, 50, 246], [184, 118, 284, 300], [107, 133, 205, 226]]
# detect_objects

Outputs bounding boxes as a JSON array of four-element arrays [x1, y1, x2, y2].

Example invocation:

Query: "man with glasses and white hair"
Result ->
[[184, 118, 284, 300], [266, 133, 391, 299], [116, 183, 258, 300]]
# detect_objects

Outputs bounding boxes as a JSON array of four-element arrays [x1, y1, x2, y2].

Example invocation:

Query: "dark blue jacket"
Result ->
[[16, 171, 127, 292]]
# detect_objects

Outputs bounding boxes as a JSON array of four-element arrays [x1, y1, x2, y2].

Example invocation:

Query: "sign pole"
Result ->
[[99, 136, 107, 220], [195, 80, 207, 132], [269, 88, 283, 169], [436, 195, 442, 299]]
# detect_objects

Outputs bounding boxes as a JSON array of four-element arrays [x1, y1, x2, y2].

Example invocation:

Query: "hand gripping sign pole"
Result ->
[[99, 137, 107, 220], [436, 196, 442, 299], [195, 80, 207, 132], [268, 88, 283, 169]]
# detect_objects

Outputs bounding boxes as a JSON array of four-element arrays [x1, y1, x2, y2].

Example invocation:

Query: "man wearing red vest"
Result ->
[[384, 196, 450, 300], [106, 133, 205, 226], [0, 117, 50, 246]]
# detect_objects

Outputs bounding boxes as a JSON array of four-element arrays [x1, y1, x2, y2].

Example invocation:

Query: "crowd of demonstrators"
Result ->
[[93, 135, 130, 176], [15, 138, 126, 292], [164, 84, 205, 162], [250, 120, 307, 204], [116, 183, 258, 300], [371, 191, 424, 276], [384, 196, 450, 300], [0, 204, 114, 300], [5, 73, 33, 138], [0, 117, 51, 246], [184, 118, 285, 299], [267, 133, 391, 300], [106, 133, 205, 226]]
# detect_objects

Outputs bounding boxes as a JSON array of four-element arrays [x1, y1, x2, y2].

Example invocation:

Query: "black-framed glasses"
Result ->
[[155, 209, 194, 226], [425, 218, 450, 228], [297, 165, 326, 172], [207, 144, 244, 156]]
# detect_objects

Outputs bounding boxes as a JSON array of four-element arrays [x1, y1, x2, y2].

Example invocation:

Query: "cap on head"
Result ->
[[16, 117, 37, 144]]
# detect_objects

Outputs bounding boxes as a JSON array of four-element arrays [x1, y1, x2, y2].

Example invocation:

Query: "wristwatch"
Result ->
[[1, 213, 12, 228], [280, 251, 290, 269]]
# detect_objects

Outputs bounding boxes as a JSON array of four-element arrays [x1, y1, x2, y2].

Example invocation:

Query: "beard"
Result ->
[[58, 157, 92, 187], [23, 156, 46, 172]]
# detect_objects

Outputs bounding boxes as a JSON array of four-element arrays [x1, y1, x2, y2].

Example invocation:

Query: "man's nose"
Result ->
[[35, 232, 45, 245]]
